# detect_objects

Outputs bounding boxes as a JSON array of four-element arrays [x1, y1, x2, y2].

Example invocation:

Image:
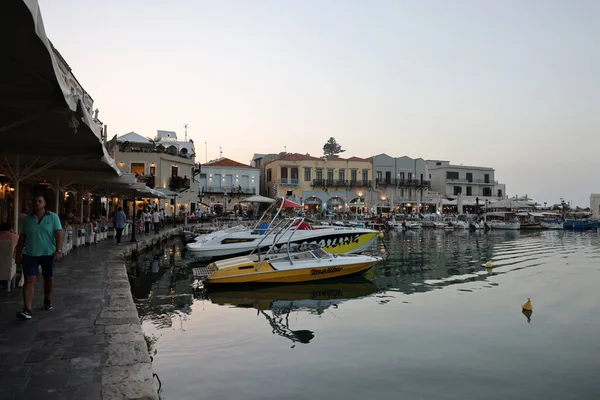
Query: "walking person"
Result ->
[[15, 194, 62, 320], [144, 209, 151, 235], [152, 210, 160, 234], [113, 207, 126, 244], [159, 208, 165, 230]]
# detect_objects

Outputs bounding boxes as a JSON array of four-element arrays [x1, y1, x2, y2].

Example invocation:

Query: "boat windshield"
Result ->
[[312, 247, 333, 259]]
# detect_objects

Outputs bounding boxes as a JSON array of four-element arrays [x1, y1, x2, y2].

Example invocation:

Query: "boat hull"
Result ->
[[563, 220, 598, 230], [207, 259, 380, 284], [488, 221, 521, 230], [187, 230, 379, 259]]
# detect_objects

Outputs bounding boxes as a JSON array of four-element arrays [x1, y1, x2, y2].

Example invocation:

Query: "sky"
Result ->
[[38, 0, 599, 207]]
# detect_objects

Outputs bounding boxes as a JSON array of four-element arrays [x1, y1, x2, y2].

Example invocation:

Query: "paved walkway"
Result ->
[[0, 228, 183, 400]]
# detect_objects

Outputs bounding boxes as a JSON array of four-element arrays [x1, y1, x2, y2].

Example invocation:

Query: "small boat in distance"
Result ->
[[484, 212, 521, 230]]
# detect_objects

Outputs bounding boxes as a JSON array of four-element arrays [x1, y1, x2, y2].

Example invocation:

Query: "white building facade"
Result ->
[[591, 194, 600, 219], [371, 154, 432, 213], [199, 158, 259, 214], [109, 130, 199, 216], [426, 160, 506, 200]]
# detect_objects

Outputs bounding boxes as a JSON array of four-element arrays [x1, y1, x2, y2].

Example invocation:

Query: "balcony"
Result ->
[[169, 176, 190, 191], [396, 179, 431, 189], [348, 180, 371, 187], [375, 178, 393, 187], [280, 178, 299, 186], [202, 185, 256, 195], [312, 179, 372, 188], [136, 174, 155, 189], [447, 178, 498, 185], [375, 178, 431, 189]]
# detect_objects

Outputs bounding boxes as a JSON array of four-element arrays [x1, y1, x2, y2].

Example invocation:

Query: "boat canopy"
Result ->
[[277, 198, 303, 209]]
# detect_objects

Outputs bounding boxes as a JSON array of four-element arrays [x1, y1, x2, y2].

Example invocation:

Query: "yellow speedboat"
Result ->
[[204, 244, 382, 284]]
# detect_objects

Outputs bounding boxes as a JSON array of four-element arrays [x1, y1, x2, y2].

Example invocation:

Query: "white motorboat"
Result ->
[[405, 221, 422, 229], [485, 212, 521, 230], [186, 198, 379, 259]]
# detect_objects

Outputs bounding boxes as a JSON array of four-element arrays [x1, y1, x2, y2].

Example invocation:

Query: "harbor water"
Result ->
[[128, 229, 600, 400]]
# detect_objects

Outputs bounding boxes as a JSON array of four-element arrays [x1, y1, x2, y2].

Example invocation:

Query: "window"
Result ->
[[304, 168, 311, 181], [339, 169, 345, 181], [281, 167, 288, 179], [327, 169, 334, 183], [446, 171, 459, 180], [408, 172, 412, 181], [466, 186, 472, 196], [420, 174, 424, 182], [150, 166, 156, 176], [399, 172, 405, 182], [214, 174, 221, 188], [385, 171, 391, 184], [131, 163, 144, 176], [362, 169, 368, 184], [484, 174, 490, 183], [350, 169, 357, 182], [497, 189, 503, 197], [376, 171, 382, 182], [316, 168, 323, 182], [290, 168, 298, 181], [436, 162, 442, 166], [266, 168, 272, 182], [466, 173, 472, 182], [454, 186, 462, 195], [483, 187, 492, 196]]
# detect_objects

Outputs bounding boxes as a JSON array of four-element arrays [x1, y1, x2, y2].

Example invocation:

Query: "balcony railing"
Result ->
[[136, 174, 155, 189], [312, 179, 372, 188], [202, 185, 256, 195], [280, 178, 299, 186], [375, 178, 431, 188], [169, 176, 190, 191], [447, 178, 498, 185]]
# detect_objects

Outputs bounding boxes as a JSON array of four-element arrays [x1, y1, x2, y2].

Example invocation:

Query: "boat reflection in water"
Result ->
[[202, 277, 378, 346]]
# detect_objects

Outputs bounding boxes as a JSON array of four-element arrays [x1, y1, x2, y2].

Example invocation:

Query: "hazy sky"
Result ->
[[38, 0, 599, 206]]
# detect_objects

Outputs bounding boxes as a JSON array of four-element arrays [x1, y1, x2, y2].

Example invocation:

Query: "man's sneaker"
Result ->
[[16, 308, 32, 320], [43, 300, 53, 311]]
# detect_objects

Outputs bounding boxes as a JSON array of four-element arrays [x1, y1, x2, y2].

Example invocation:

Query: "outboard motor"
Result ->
[[182, 231, 198, 244]]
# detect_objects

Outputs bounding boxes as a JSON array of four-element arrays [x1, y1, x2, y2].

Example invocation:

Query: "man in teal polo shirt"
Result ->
[[15, 194, 62, 320]]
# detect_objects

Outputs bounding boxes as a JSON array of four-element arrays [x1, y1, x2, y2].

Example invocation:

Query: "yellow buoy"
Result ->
[[378, 232, 384, 239], [485, 261, 493, 269], [521, 298, 532, 311]]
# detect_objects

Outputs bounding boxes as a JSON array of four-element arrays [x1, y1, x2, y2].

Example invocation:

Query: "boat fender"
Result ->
[[485, 261, 493, 269], [378, 232, 384, 239]]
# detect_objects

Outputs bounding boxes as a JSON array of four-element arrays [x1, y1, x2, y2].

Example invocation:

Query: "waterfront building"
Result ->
[[251, 153, 286, 197], [591, 194, 600, 219], [108, 130, 199, 216], [426, 160, 507, 205], [198, 158, 259, 214], [264, 153, 372, 214], [371, 154, 432, 214]]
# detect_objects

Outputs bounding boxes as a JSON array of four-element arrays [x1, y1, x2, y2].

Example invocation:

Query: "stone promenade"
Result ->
[[0, 228, 183, 400]]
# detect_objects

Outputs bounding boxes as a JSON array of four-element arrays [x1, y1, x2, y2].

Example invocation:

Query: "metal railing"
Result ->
[[280, 178, 299, 186]]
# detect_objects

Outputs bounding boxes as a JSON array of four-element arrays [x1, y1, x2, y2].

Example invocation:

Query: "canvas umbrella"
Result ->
[[240, 195, 275, 203]]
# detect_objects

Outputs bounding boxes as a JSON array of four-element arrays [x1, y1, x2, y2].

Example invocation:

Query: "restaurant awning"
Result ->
[[0, 0, 121, 231]]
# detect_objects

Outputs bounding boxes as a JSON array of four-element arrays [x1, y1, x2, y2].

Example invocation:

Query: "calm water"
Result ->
[[129, 229, 600, 400]]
